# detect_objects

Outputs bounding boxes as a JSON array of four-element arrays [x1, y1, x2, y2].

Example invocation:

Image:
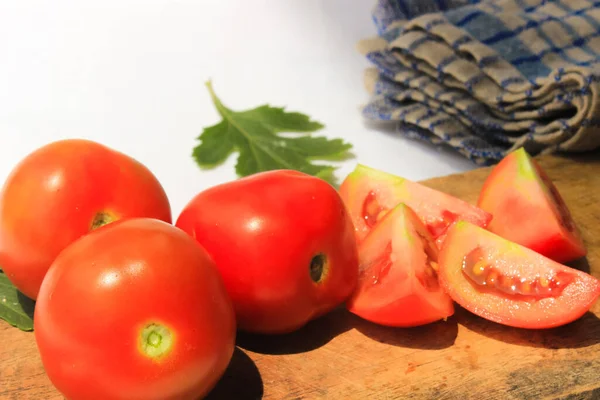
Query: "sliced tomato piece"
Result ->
[[346, 203, 454, 327], [439, 221, 600, 329], [339, 164, 492, 247], [477, 148, 585, 263]]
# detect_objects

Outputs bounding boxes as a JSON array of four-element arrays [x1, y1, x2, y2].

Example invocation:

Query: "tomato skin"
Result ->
[[477, 148, 585, 263], [34, 218, 236, 400], [0, 139, 172, 299], [438, 221, 600, 329], [175, 170, 359, 334]]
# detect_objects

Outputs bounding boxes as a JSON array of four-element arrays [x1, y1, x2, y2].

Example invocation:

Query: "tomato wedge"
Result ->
[[477, 148, 586, 263], [439, 221, 600, 329], [346, 203, 455, 327], [339, 164, 491, 247]]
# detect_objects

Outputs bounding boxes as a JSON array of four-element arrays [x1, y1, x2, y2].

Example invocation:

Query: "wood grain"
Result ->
[[1, 153, 599, 400]]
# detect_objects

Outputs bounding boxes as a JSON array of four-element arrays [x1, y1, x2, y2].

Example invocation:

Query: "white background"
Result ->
[[0, 0, 475, 218]]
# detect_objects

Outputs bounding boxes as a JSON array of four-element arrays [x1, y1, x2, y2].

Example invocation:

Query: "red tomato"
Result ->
[[477, 148, 586, 263], [175, 170, 359, 334], [0, 139, 172, 299], [34, 218, 236, 400], [346, 203, 454, 327], [339, 164, 491, 248], [438, 221, 600, 329]]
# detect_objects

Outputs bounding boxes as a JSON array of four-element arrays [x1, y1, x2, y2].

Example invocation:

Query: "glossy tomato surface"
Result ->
[[478, 148, 586, 263], [339, 164, 491, 247], [438, 221, 600, 329], [176, 170, 359, 334], [346, 203, 454, 327], [0, 139, 172, 299], [34, 218, 236, 400]]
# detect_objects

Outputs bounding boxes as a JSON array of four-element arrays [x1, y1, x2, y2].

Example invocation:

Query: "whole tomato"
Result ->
[[34, 218, 236, 400], [0, 139, 172, 299], [176, 170, 359, 334]]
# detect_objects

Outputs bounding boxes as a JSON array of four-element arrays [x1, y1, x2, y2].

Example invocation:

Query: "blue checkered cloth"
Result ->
[[361, 0, 600, 165]]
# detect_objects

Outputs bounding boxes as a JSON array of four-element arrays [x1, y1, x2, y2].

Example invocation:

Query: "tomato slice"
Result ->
[[439, 221, 600, 329], [339, 164, 491, 247], [346, 203, 455, 327], [477, 148, 586, 263]]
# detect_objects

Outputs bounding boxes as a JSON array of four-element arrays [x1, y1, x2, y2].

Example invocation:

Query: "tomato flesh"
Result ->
[[477, 148, 585, 263], [439, 221, 600, 329], [339, 164, 491, 247], [346, 203, 454, 327], [34, 218, 236, 400], [176, 170, 359, 334], [0, 139, 172, 299]]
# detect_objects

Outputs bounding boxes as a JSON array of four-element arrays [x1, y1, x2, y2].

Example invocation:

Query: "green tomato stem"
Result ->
[[90, 211, 118, 230]]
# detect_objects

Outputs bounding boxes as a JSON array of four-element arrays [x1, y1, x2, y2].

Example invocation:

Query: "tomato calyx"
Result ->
[[310, 253, 327, 283], [90, 211, 119, 231], [461, 247, 574, 299], [139, 323, 174, 360]]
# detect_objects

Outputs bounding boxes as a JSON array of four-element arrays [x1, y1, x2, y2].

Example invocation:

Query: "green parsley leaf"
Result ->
[[192, 81, 353, 184], [0, 271, 35, 331]]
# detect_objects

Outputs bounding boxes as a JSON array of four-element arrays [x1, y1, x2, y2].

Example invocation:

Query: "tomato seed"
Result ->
[[462, 247, 574, 298], [413, 229, 440, 291], [362, 191, 387, 228], [472, 261, 486, 276]]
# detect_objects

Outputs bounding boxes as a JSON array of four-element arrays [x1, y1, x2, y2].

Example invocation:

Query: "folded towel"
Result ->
[[360, 0, 600, 165]]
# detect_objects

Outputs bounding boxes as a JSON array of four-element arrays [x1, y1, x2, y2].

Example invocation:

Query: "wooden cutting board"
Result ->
[[1, 153, 599, 400]]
